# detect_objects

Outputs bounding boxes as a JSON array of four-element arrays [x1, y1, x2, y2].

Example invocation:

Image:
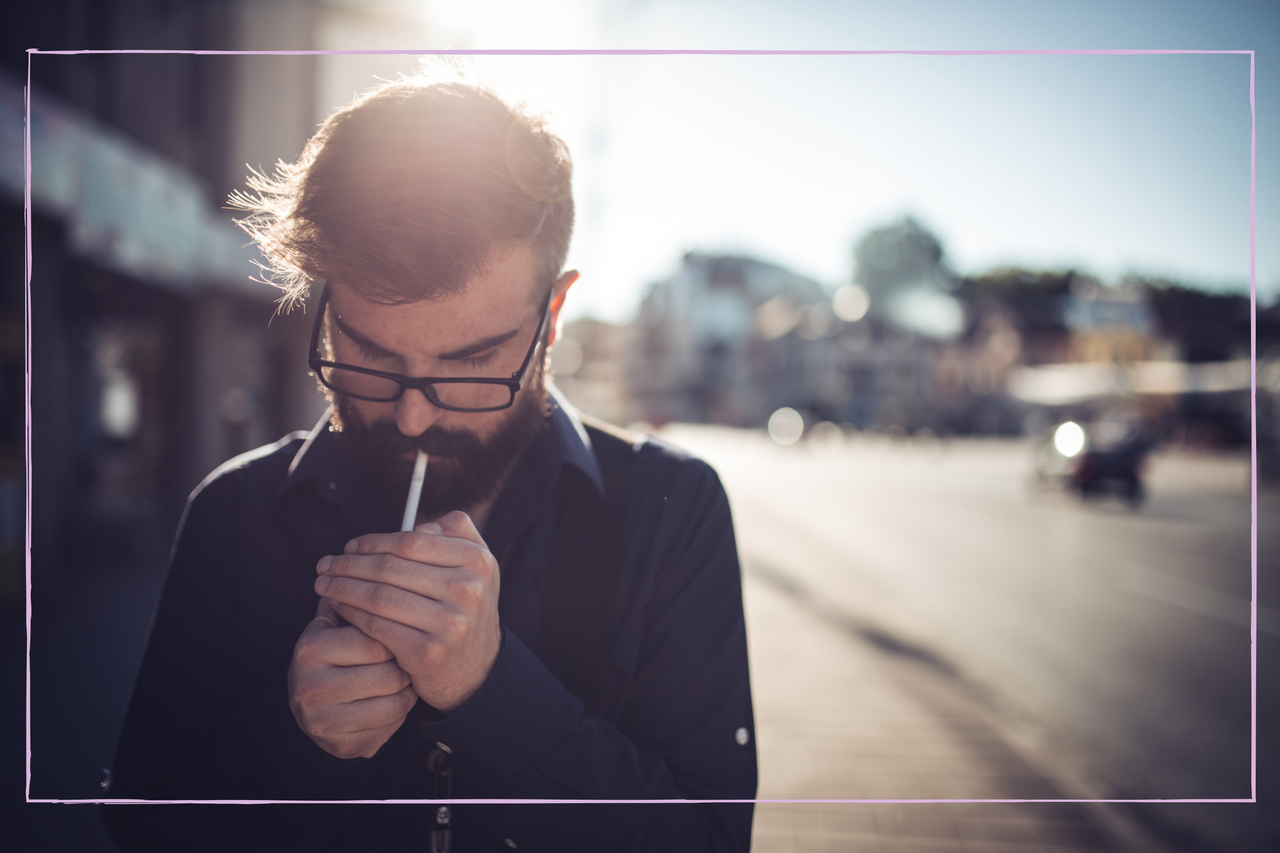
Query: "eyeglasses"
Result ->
[[308, 282, 551, 413]]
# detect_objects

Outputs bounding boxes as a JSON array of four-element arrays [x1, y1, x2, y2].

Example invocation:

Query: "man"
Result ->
[[102, 71, 756, 851]]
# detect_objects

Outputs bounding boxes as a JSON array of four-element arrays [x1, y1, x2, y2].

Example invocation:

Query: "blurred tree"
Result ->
[[853, 217, 964, 340]]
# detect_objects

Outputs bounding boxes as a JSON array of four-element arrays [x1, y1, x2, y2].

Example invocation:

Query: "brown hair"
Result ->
[[230, 70, 574, 309]]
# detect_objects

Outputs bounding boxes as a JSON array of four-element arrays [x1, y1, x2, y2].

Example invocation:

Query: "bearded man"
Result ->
[[102, 72, 756, 852]]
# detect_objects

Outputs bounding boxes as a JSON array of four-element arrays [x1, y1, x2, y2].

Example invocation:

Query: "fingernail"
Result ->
[[416, 522, 443, 534], [317, 555, 333, 574], [316, 574, 331, 592]]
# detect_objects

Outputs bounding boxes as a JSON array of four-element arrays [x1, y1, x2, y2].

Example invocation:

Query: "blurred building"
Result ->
[[629, 252, 840, 426], [959, 268, 1170, 437], [626, 216, 1260, 454], [1258, 302, 1280, 479], [982, 270, 1257, 451], [1145, 281, 1258, 450], [3, 1, 348, 605], [551, 317, 633, 428], [627, 226, 1014, 436]]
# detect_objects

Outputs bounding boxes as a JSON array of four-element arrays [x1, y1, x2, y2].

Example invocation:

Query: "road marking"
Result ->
[[1117, 563, 1280, 637]]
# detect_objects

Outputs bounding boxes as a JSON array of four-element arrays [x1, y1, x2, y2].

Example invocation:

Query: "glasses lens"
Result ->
[[320, 366, 515, 411], [320, 366, 402, 402], [432, 382, 514, 412]]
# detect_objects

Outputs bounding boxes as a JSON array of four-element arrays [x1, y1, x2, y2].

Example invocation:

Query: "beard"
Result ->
[[331, 357, 552, 525]]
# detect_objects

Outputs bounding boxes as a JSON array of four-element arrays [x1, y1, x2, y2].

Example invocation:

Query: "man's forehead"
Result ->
[[325, 248, 546, 358], [328, 244, 542, 314]]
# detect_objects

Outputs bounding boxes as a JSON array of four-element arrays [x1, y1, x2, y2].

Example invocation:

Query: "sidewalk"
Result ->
[[743, 564, 1149, 853]]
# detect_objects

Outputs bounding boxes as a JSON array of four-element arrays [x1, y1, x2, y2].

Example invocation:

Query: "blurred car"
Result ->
[[1032, 416, 1148, 506]]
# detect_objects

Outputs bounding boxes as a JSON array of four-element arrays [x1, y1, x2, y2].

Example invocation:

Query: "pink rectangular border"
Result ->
[[23, 47, 1258, 807]]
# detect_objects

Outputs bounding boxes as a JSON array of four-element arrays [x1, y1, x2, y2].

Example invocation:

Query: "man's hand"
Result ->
[[287, 596, 419, 759], [315, 510, 502, 714]]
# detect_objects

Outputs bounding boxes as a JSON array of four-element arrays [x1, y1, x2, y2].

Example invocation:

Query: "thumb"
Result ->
[[312, 595, 343, 630]]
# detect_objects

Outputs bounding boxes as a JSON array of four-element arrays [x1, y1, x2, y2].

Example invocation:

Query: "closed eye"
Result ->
[[458, 351, 497, 369], [355, 340, 394, 363]]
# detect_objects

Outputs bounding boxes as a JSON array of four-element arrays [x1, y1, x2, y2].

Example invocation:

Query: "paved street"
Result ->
[[744, 568, 1126, 853], [662, 425, 1276, 852]]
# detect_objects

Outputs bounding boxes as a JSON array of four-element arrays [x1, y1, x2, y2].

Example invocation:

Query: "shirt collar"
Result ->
[[545, 380, 604, 494]]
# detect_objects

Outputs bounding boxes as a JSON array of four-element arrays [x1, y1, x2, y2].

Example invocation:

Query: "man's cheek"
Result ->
[[351, 399, 398, 428]]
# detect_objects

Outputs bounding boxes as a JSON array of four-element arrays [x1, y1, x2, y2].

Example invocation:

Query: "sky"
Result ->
[[320, 0, 1276, 323]]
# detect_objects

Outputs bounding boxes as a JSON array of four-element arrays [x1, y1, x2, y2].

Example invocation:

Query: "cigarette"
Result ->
[[400, 450, 429, 532]]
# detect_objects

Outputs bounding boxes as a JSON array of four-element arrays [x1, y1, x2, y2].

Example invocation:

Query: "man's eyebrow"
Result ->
[[333, 311, 522, 362], [437, 329, 521, 361], [332, 312, 399, 360]]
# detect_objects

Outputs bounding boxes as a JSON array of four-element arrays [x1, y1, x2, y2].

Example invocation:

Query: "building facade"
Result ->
[[6, 1, 337, 605]]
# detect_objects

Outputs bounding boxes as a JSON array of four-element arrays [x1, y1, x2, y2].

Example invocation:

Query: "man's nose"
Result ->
[[394, 386, 447, 437]]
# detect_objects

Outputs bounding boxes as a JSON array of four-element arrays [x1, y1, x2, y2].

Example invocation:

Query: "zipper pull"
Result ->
[[428, 746, 453, 853]]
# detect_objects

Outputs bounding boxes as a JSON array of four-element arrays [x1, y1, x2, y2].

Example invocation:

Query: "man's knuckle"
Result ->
[[377, 553, 399, 576], [460, 544, 496, 581], [372, 583, 398, 609], [373, 655, 394, 686], [442, 510, 470, 531], [294, 639, 317, 665], [365, 637, 390, 662], [378, 666, 401, 695], [422, 638, 446, 666], [307, 708, 334, 737], [296, 678, 325, 707], [455, 578, 483, 608], [440, 611, 468, 641]]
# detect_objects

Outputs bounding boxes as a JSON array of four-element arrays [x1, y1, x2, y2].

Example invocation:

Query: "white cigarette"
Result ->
[[400, 451, 429, 532]]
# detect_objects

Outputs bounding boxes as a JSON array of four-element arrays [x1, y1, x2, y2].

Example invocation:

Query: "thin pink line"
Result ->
[[27, 47, 1255, 57], [24, 48, 34, 805], [22, 46, 1259, 809], [1248, 49, 1258, 804], [55, 794, 1264, 799]]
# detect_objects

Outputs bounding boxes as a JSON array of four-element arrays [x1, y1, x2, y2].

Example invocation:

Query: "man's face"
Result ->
[[325, 245, 565, 520]]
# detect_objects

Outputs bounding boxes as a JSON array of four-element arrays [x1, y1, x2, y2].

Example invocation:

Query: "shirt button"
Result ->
[[735, 727, 750, 746], [504, 839, 517, 848]]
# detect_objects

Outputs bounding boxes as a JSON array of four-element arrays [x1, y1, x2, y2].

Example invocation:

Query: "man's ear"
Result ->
[[547, 270, 579, 349]]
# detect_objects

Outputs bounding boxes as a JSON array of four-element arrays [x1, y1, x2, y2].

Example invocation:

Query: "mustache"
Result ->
[[360, 419, 490, 458]]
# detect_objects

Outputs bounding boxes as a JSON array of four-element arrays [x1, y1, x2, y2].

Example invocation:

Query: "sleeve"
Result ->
[[101, 469, 394, 851], [404, 458, 757, 852]]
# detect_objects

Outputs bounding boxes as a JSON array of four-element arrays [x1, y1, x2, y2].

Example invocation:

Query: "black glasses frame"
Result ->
[[308, 281, 552, 413]]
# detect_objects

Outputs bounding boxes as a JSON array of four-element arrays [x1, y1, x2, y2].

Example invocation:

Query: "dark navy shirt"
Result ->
[[103, 390, 757, 852]]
